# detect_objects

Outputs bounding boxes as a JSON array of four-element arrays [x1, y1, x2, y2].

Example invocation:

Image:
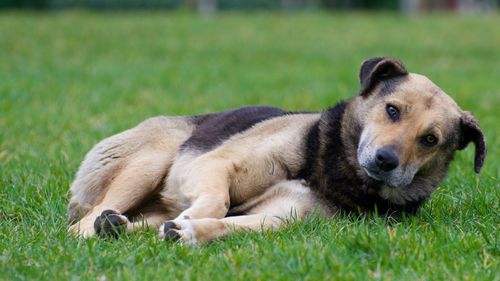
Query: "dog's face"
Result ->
[[357, 73, 463, 188], [352, 58, 486, 203]]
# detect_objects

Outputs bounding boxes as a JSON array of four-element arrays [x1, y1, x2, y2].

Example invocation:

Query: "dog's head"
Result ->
[[352, 57, 486, 204]]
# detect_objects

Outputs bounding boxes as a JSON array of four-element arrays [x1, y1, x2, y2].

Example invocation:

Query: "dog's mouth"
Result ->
[[362, 166, 402, 188], [363, 167, 384, 181]]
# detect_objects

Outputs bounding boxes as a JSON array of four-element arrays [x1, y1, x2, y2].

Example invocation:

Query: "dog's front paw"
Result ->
[[94, 210, 129, 239], [159, 220, 197, 244]]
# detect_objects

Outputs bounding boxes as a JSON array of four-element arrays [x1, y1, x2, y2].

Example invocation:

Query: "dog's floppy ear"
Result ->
[[458, 112, 487, 173], [359, 57, 408, 96]]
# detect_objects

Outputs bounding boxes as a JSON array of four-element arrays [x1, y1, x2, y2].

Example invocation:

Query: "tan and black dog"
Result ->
[[68, 57, 486, 243]]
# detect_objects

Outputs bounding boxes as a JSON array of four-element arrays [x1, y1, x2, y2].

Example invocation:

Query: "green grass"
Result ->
[[0, 11, 499, 280]]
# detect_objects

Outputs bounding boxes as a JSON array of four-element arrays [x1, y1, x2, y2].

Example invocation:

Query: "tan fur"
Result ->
[[68, 114, 323, 239]]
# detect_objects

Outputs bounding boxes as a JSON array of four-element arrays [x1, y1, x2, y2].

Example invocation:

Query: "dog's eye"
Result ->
[[421, 134, 438, 147], [386, 104, 400, 121]]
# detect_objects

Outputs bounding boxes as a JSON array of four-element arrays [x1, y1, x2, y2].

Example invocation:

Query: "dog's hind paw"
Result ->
[[94, 210, 129, 239]]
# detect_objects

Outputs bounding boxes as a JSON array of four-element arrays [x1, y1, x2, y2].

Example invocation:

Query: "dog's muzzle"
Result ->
[[359, 146, 406, 187]]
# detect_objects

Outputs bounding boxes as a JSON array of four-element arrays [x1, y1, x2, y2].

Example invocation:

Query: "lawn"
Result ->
[[0, 11, 498, 280]]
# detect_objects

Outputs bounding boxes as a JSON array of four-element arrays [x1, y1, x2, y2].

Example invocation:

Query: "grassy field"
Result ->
[[0, 11, 499, 280]]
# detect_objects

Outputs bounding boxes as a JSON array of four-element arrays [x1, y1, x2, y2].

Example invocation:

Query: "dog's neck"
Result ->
[[299, 100, 424, 214]]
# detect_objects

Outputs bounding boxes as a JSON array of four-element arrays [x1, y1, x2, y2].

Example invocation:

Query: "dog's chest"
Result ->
[[227, 156, 290, 206]]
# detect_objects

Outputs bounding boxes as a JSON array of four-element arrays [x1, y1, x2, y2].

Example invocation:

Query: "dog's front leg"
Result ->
[[177, 191, 230, 220], [159, 158, 231, 239], [159, 214, 283, 244], [160, 180, 328, 243]]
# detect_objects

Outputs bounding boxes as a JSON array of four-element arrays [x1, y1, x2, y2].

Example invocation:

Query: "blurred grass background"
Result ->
[[0, 11, 499, 280]]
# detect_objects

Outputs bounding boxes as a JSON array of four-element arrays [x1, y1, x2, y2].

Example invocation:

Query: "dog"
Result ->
[[67, 57, 486, 243]]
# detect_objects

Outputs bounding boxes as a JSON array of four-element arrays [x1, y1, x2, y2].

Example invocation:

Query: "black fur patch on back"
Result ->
[[182, 106, 287, 151]]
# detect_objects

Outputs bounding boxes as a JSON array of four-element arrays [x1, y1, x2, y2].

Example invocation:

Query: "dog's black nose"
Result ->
[[375, 148, 399, 172]]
